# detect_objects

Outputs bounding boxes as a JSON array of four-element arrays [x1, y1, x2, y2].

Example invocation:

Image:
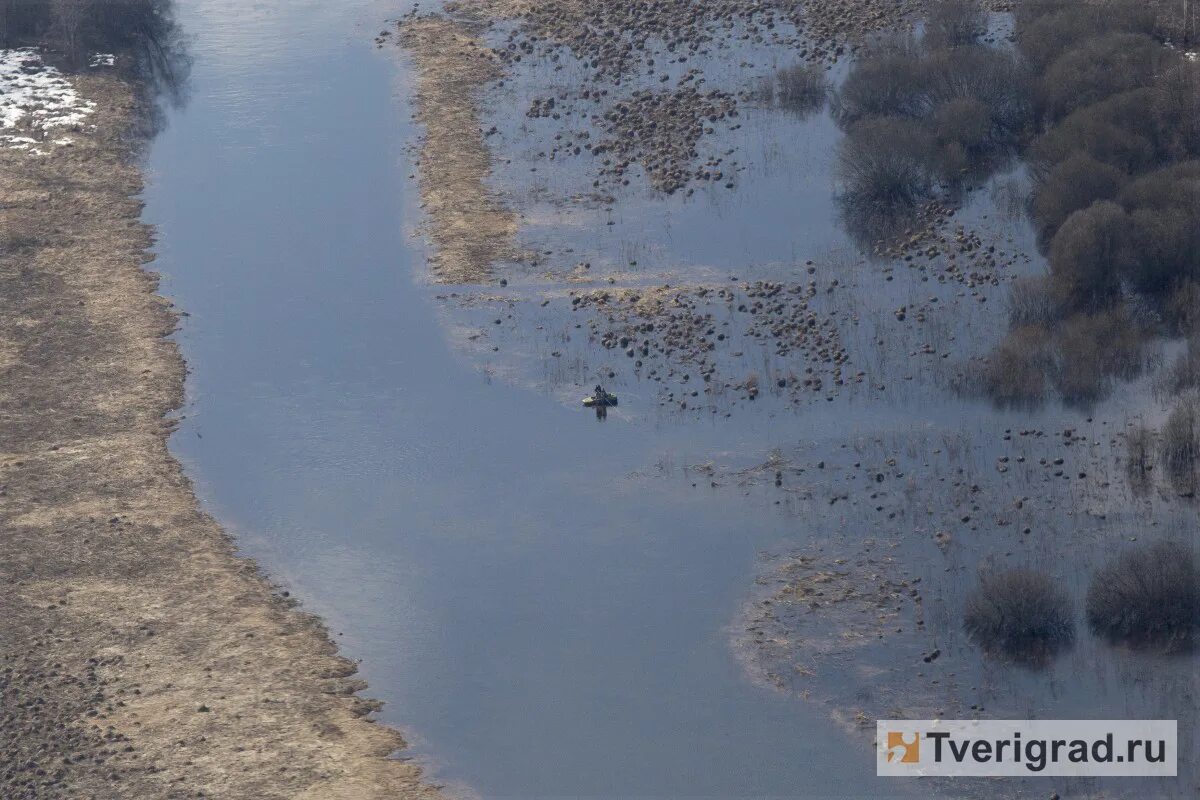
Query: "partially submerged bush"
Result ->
[[1006, 275, 1061, 328], [1124, 423, 1155, 491], [834, 37, 1029, 134], [836, 116, 934, 206], [1046, 201, 1130, 308], [980, 324, 1052, 406], [832, 36, 927, 125], [982, 306, 1146, 406], [1086, 541, 1198, 650], [1052, 308, 1147, 404], [832, 28, 1030, 215], [964, 568, 1074, 665], [772, 63, 829, 115], [1160, 395, 1200, 484], [985, 2, 1196, 399]]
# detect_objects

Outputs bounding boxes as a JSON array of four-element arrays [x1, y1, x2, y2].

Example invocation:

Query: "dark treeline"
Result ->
[[829, 0, 1034, 247], [832, 0, 1032, 210], [1021, 0, 1199, 311], [833, 0, 1199, 482], [0, 0, 189, 111], [986, 0, 1199, 417]]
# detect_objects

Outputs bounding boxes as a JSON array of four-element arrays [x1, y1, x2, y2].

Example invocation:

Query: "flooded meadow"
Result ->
[[130, 0, 1200, 797]]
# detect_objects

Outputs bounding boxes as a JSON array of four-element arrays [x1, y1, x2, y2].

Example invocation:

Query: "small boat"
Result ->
[[582, 392, 618, 408]]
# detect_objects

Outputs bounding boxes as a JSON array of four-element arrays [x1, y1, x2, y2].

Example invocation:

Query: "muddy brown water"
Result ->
[[141, 0, 1195, 797]]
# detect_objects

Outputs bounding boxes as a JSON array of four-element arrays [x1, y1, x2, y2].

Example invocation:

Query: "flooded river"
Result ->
[[140, 0, 1195, 797], [140, 0, 912, 796]]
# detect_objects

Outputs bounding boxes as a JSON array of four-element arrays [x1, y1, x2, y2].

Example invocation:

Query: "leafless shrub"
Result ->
[[1165, 281, 1200, 334], [1160, 394, 1200, 483], [1029, 89, 1166, 178], [964, 568, 1074, 666], [1038, 32, 1172, 122], [1052, 308, 1147, 404], [1125, 423, 1156, 490], [837, 116, 934, 206], [1115, 163, 1200, 296], [1016, 0, 1158, 74], [772, 63, 828, 115], [1031, 152, 1127, 246], [1006, 275, 1062, 327], [1086, 540, 1198, 650], [923, 0, 988, 49], [832, 36, 926, 125], [1047, 200, 1130, 308], [980, 324, 1052, 406]]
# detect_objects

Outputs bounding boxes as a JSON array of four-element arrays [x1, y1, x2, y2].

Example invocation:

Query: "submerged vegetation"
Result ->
[[1086, 541, 1198, 650], [760, 62, 829, 116], [1160, 394, 1200, 490], [963, 568, 1074, 666]]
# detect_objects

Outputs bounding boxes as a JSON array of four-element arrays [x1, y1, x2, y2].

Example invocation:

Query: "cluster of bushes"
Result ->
[[832, 1, 1031, 210], [964, 541, 1198, 664], [981, 297, 1149, 405], [982, 0, 1200, 405]]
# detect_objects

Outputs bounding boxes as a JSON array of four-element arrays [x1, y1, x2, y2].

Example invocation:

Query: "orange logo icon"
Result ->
[[886, 731, 920, 763]]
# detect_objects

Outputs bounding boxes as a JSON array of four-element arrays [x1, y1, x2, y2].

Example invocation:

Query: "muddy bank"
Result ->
[[0, 68, 438, 799]]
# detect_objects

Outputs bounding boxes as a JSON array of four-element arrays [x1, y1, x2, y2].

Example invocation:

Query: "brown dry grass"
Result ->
[[0, 74, 440, 800], [399, 14, 520, 283]]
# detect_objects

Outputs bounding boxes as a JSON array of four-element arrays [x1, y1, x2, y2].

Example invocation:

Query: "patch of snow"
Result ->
[[1186, 51, 1198, 62], [0, 48, 96, 153], [89, 53, 115, 68]]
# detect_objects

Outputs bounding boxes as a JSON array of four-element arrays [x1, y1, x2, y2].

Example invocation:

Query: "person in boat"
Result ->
[[594, 384, 608, 405]]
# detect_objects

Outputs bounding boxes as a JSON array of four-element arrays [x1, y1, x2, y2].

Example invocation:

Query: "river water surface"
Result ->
[[140, 0, 918, 796]]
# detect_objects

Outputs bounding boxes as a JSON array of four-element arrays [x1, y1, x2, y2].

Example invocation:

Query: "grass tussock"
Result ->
[[1162, 336, 1200, 395], [964, 568, 1074, 665], [1125, 423, 1156, 490], [1086, 540, 1198, 650], [1160, 395, 1200, 485], [770, 63, 829, 116]]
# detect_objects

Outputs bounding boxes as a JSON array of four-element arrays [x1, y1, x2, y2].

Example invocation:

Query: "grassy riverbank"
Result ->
[[0, 36, 439, 800]]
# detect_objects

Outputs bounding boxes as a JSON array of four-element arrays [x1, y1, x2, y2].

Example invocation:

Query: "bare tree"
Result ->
[[51, 0, 91, 69]]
